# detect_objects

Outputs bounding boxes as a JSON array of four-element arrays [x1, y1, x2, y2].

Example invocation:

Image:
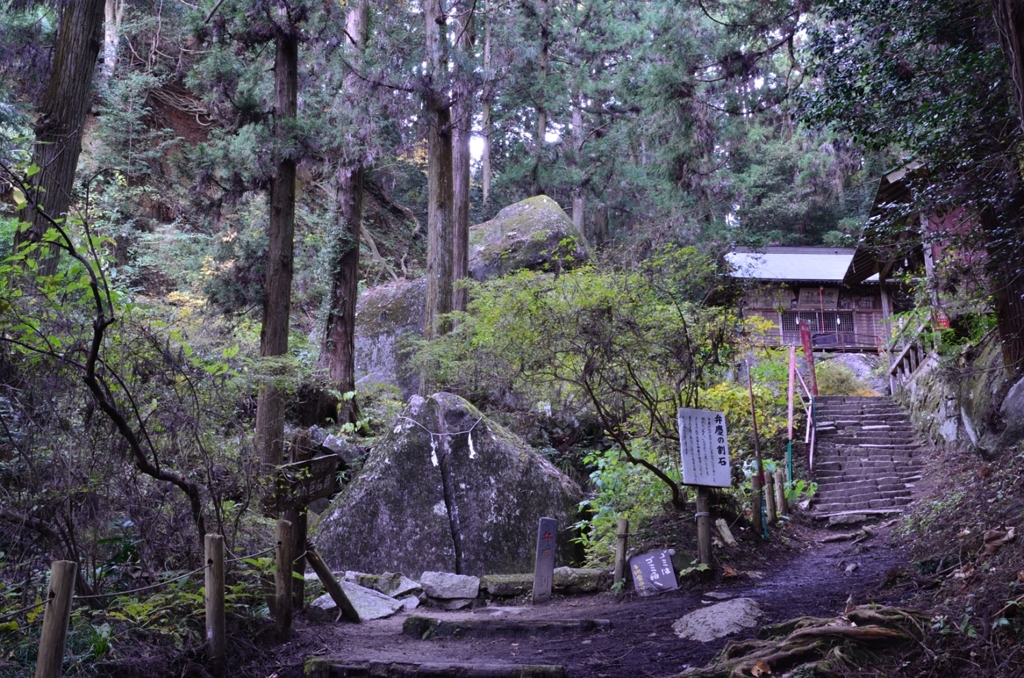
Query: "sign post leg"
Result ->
[[696, 486, 711, 567], [613, 518, 629, 586]]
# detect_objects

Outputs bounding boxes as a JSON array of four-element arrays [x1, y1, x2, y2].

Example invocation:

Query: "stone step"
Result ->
[[816, 478, 912, 493], [816, 489, 913, 504], [814, 497, 913, 513]]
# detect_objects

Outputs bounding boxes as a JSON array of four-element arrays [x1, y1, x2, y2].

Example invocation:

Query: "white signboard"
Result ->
[[678, 408, 731, 487]]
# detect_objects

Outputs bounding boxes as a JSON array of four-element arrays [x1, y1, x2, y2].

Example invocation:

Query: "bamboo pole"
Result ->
[[787, 346, 796, 483], [34, 560, 76, 678], [613, 519, 629, 586], [204, 534, 225, 677], [275, 518, 294, 637]]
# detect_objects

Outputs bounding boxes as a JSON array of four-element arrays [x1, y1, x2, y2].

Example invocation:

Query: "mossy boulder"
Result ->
[[468, 195, 591, 281], [353, 278, 425, 399], [313, 392, 581, 577], [353, 197, 589, 399]]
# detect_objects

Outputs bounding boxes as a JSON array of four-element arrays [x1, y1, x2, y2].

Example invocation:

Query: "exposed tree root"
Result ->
[[673, 605, 924, 677]]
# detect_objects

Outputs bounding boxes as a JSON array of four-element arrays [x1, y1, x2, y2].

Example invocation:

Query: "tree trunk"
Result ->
[[100, 0, 124, 87], [318, 0, 368, 425], [532, 0, 549, 196], [481, 0, 492, 206], [994, 0, 1024, 136], [571, 98, 586, 239], [421, 0, 455, 394], [987, 1, 1024, 373], [16, 0, 105, 276], [256, 28, 299, 469], [452, 2, 476, 314], [593, 205, 609, 246]]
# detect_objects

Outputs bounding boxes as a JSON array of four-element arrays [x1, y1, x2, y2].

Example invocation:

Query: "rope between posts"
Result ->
[[694, 512, 710, 520], [71, 546, 277, 601]]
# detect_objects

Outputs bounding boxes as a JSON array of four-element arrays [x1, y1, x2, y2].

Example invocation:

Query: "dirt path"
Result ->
[[251, 517, 911, 678]]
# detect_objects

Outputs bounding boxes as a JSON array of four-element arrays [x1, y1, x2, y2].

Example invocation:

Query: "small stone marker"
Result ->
[[628, 549, 678, 597], [533, 517, 557, 603]]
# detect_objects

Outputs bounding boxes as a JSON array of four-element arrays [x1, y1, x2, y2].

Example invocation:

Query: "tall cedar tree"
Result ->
[[255, 2, 301, 468], [16, 0, 105, 276], [317, 0, 368, 424], [422, 0, 456, 394]]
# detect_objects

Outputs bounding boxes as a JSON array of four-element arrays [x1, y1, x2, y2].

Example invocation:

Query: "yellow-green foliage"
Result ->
[[815, 359, 875, 396]]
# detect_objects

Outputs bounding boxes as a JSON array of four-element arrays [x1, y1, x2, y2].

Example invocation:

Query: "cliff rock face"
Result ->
[[314, 393, 581, 577]]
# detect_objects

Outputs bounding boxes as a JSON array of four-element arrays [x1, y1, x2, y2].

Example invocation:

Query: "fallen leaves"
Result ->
[[982, 526, 1015, 557]]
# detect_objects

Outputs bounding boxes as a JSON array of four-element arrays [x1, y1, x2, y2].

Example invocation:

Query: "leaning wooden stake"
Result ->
[[613, 519, 629, 586], [306, 546, 360, 622], [34, 560, 76, 678], [204, 534, 225, 677], [765, 472, 777, 525], [275, 518, 294, 637]]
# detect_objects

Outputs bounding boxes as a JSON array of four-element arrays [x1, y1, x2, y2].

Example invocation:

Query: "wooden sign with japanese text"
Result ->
[[678, 408, 731, 487], [629, 550, 678, 597], [270, 454, 340, 512]]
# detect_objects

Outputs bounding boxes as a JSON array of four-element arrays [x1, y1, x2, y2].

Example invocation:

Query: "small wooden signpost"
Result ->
[[268, 452, 341, 635], [678, 408, 732, 568], [532, 517, 557, 604]]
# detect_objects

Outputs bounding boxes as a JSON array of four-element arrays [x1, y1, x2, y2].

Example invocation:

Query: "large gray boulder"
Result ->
[[468, 195, 591, 281], [313, 392, 581, 577], [353, 278, 426, 399], [353, 196, 589, 399]]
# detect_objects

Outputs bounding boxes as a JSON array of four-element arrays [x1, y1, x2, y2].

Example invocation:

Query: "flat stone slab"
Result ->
[[310, 581, 404, 622], [672, 598, 762, 642], [552, 567, 612, 593], [480, 573, 532, 597], [421, 571, 480, 600], [403, 616, 612, 640], [305, 658, 566, 678]]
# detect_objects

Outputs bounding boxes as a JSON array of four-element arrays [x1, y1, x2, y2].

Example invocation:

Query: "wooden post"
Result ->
[[284, 507, 305, 610], [774, 469, 788, 516], [275, 518, 294, 637], [287, 435, 310, 611], [613, 518, 629, 586], [764, 472, 777, 525], [746, 361, 765, 538], [306, 546, 360, 622], [204, 534, 225, 677], [34, 560, 76, 678], [696, 487, 711, 567], [532, 517, 557, 604]]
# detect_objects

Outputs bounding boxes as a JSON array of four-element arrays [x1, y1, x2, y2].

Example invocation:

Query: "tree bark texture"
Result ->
[[318, 0, 368, 424], [256, 29, 299, 468], [532, 0, 549, 196], [481, 0, 492, 205], [452, 1, 476, 314], [571, 99, 586, 239], [101, 0, 125, 86], [16, 0, 105, 276], [994, 0, 1024, 136], [422, 0, 455, 352]]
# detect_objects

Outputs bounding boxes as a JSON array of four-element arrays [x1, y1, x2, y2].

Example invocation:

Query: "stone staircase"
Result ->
[[811, 395, 924, 518]]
